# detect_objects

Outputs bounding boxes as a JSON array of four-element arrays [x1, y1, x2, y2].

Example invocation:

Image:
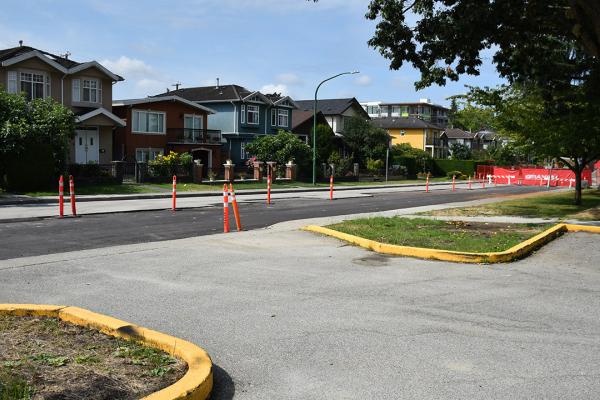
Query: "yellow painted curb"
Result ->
[[302, 223, 599, 264], [0, 304, 212, 400]]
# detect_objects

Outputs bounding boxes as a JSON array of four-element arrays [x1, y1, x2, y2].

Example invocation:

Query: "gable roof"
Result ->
[[442, 128, 475, 139], [372, 117, 443, 130], [295, 97, 369, 118], [154, 85, 251, 103], [291, 110, 327, 129], [112, 95, 216, 114], [0, 45, 123, 81], [475, 129, 498, 140], [75, 108, 126, 127]]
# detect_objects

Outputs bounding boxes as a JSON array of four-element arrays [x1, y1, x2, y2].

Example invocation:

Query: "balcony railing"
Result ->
[[167, 128, 222, 145]]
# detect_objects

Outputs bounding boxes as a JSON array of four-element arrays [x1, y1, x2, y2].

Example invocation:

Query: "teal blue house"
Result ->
[[158, 84, 297, 164]]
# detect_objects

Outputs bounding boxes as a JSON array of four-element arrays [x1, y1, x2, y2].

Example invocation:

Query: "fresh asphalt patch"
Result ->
[[0, 186, 549, 260]]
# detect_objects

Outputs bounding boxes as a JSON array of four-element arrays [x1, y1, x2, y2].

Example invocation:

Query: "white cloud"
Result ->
[[260, 83, 289, 95], [276, 73, 302, 85], [100, 56, 156, 79], [355, 75, 372, 86]]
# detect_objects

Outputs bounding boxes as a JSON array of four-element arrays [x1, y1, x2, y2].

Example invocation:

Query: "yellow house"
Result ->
[[372, 117, 445, 158]]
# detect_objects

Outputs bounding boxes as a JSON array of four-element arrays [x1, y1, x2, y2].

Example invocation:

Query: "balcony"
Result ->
[[167, 128, 222, 145]]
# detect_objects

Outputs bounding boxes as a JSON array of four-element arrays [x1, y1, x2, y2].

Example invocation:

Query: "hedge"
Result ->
[[433, 159, 493, 177]]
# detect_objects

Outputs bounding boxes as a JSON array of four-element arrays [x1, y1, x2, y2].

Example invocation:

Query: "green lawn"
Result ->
[[22, 183, 160, 197], [423, 189, 600, 220], [327, 217, 551, 253]]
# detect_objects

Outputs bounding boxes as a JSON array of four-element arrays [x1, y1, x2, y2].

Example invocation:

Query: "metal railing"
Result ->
[[167, 128, 222, 145]]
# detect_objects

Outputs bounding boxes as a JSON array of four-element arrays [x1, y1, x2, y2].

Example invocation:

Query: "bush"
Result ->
[[366, 158, 384, 176], [4, 142, 55, 191], [446, 170, 464, 179], [434, 159, 492, 176], [327, 152, 354, 177], [394, 156, 418, 178], [149, 151, 192, 177]]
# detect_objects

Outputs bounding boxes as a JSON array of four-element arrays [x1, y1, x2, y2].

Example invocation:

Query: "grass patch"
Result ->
[[421, 189, 600, 220], [0, 315, 186, 399], [327, 217, 551, 253], [22, 183, 160, 197]]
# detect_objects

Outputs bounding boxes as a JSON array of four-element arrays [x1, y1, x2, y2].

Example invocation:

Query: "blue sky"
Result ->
[[1, 0, 504, 106]]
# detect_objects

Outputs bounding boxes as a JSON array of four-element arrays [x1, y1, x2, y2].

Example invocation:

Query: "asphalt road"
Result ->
[[0, 185, 548, 260], [1, 220, 598, 399]]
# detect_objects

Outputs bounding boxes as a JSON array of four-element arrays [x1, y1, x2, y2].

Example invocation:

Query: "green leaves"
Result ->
[[245, 130, 311, 170]]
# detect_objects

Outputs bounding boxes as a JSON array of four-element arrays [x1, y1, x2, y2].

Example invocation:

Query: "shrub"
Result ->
[[327, 152, 354, 177], [149, 151, 192, 177], [366, 158, 384, 175], [446, 170, 463, 179]]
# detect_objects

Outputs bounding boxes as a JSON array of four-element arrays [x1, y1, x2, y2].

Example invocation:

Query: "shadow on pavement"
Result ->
[[210, 364, 235, 400]]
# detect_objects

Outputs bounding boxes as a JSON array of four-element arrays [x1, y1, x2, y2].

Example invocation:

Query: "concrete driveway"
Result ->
[[1, 221, 599, 399]]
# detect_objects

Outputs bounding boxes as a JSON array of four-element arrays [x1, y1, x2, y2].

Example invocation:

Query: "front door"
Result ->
[[75, 128, 99, 164]]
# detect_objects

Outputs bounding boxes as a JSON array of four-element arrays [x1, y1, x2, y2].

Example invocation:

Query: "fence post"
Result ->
[[111, 161, 125, 184], [285, 161, 297, 181], [253, 161, 263, 182], [135, 162, 148, 183], [193, 160, 204, 183]]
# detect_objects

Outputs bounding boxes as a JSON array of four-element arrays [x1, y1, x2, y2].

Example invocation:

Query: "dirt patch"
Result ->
[[569, 206, 600, 221], [438, 220, 545, 236], [0, 315, 187, 400]]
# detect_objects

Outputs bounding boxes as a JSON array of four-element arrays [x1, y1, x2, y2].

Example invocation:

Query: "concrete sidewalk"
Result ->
[[0, 181, 486, 222], [0, 180, 456, 205]]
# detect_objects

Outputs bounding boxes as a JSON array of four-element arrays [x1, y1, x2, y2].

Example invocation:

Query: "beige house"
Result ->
[[0, 43, 125, 164]]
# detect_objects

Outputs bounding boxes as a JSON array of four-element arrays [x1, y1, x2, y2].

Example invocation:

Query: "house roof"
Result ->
[[379, 101, 449, 110], [291, 110, 327, 129], [155, 84, 268, 103], [75, 108, 126, 127], [112, 95, 216, 114], [295, 98, 369, 118], [371, 117, 443, 130], [442, 128, 475, 139], [0, 45, 124, 81], [475, 129, 498, 140]]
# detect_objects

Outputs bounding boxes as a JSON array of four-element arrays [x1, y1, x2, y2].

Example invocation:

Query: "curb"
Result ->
[[302, 223, 600, 264], [0, 304, 213, 400], [1, 181, 454, 205]]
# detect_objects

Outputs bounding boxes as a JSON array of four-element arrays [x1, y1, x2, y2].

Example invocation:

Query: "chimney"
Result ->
[[216, 78, 220, 89], [166, 88, 170, 93], [18, 40, 23, 47]]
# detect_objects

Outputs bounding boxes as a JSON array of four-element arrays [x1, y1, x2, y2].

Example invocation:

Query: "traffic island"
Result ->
[[303, 218, 600, 263], [0, 304, 212, 400]]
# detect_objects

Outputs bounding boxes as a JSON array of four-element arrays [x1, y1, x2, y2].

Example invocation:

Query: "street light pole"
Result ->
[[312, 71, 359, 185]]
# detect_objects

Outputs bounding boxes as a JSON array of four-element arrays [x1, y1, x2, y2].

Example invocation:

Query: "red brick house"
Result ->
[[112, 96, 223, 173]]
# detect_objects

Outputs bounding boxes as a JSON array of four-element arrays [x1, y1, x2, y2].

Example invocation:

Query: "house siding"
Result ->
[[207, 102, 236, 133]]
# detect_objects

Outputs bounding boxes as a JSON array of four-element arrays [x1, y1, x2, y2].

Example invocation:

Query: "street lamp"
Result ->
[[312, 71, 359, 185]]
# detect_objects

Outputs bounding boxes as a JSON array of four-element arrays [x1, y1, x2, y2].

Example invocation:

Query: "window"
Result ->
[[72, 79, 80, 102], [400, 106, 408, 116], [246, 105, 259, 124], [240, 142, 246, 159], [367, 105, 380, 116], [136, 148, 163, 162], [20, 72, 47, 100], [132, 110, 165, 134], [391, 106, 401, 117], [82, 79, 102, 103], [380, 105, 389, 116], [277, 109, 289, 127], [241, 105, 245, 123], [184, 114, 203, 141], [7, 71, 17, 94], [271, 109, 277, 126]]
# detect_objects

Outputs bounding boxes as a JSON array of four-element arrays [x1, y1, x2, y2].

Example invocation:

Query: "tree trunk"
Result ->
[[573, 160, 583, 205]]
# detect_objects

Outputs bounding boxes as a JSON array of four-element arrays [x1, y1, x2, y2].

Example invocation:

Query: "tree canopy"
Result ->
[[342, 116, 390, 166], [245, 130, 312, 172]]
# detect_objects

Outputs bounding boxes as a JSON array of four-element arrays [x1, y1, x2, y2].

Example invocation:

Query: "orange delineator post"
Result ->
[[452, 175, 456, 192], [482, 177, 486, 189], [223, 184, 230, 233], [229, 183, 242, 231], [58, 175, 64, 218], [425, 175, 430, 192], [329, 175, 334, 201], [267, 174, 272, 205], [69, 175, 77, 216], [172, 175, 177, 211]]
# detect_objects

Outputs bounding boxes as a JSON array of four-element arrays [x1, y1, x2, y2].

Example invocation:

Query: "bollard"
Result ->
[[58, 175, 64, 218], [425, 175, 430, 192], [229, 183, 242, 231], [172, 175, 177, 211], [69, 175, 77, 216], [468, 176, 472, 190], [267, 173, 272, 205], [223, 184, 230, 233], [452, 175, 456, 192], [329, 175, 334, 201], [569, 178, 574, 189]]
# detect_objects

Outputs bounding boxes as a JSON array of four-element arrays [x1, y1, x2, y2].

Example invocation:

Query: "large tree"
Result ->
[[343, 116, 390, 166], [364, 0, 600, 204]]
